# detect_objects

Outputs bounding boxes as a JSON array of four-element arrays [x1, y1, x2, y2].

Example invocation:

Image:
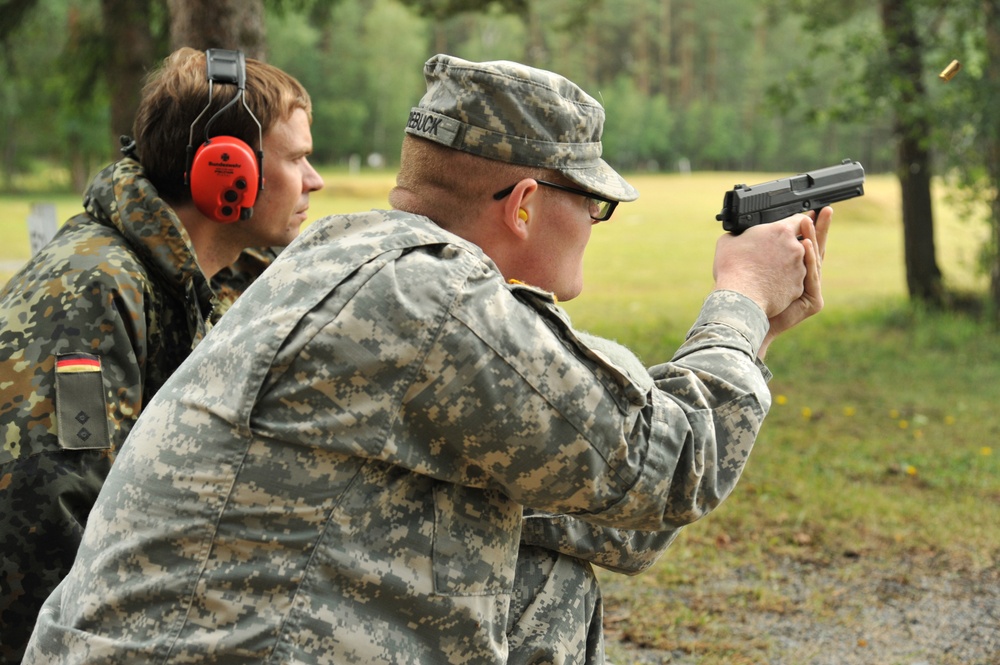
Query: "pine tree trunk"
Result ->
[[167, 0, 267, 61], [879, 0, 944, 305], [983, 0, 1000, 320], [100, 0, 155, 157]]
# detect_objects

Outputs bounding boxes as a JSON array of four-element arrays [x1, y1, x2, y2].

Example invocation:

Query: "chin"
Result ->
[[279, 223, 304, 244], [556, 285, 583, 302]]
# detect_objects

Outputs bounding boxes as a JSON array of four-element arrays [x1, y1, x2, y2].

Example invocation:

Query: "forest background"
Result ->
[[0, 0, 970, 181], [2, 0, 999, 313], [2, 0, 907, 185]]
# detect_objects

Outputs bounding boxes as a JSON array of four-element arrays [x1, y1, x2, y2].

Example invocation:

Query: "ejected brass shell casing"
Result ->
[[939, 60, 961, 82]]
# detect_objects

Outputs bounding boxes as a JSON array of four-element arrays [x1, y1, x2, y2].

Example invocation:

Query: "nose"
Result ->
[[304, 160, 324, 193]]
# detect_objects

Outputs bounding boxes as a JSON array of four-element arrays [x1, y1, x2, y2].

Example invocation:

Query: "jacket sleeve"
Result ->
[[519, 509, 680, 575], [401, 262, 772, 533], [0, 253, 150, 661], [513, 291, 771, 570]]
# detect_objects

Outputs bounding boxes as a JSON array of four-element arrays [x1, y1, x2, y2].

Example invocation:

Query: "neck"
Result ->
[[174, 204, 241, 279]]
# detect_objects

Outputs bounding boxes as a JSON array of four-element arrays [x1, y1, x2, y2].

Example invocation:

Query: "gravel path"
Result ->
[[601, 555, 998, 665]]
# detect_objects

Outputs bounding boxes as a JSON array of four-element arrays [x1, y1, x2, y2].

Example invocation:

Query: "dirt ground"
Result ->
[[601, 554, 999, 665]]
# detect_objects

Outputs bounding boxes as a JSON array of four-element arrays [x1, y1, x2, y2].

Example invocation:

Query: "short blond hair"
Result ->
[[390, 136, 554, 231], [134, 47, 312, 204]]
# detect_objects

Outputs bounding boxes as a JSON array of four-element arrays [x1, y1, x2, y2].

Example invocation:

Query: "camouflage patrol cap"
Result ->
[[406, 54, 639, 203]]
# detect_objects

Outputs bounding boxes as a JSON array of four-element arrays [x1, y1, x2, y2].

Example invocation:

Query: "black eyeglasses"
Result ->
[[492, 179, 619, 222]]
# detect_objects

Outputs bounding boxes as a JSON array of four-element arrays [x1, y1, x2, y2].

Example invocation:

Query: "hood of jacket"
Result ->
[[82, 158, 219, 322]]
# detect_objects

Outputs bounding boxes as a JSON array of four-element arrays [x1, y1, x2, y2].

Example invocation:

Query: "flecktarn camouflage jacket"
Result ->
[[0, 158, 224, 663]]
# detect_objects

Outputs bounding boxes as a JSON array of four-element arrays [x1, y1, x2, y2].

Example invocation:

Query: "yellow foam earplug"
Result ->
[[518, 208, 528, 221]]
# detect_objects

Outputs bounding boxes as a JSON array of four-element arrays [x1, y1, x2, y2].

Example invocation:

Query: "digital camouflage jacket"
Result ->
[[0, 158, 228, 663], [2, 163, 672, 665], [25, 210, 772, 665]]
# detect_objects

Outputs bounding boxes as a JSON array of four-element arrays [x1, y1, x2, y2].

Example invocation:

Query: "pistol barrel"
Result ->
[[717, 159, 865, 233]]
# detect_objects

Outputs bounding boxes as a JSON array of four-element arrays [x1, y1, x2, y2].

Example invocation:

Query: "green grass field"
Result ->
[[2, 170, 996, 663]]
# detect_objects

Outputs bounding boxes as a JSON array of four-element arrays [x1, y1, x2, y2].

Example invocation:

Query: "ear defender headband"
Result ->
[[184, 49, 264, 223]]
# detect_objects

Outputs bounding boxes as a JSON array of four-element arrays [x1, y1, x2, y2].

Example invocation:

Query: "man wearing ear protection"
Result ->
[[24, 55, 830, 664], [0, 48, 323, 663]]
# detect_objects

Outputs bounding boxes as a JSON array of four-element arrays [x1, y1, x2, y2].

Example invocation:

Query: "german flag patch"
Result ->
[[55, 353, 102, 374], [55, 352, 110, 450]]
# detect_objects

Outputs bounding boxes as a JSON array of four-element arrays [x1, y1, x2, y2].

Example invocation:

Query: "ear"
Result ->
[[500, 179, 538, 241]]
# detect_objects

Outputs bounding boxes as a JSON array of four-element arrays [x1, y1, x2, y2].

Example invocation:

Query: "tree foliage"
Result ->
[[397, 0, 528, 20], [4, 0, 1000, 307], [1, 0, 904, 188], [762, 0, 1000, 311], [0, 0, 113, 190], [0, 0, 40, 42]]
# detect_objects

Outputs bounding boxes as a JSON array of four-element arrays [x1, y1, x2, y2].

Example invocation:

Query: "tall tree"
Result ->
[[675, 0, 694, 106], [167, 0, 267, 59], [656, 0, 672, 98], [879, 0, 943, 304], [986, 0, 1000, 317], [100, 0, 156, 150], [1, 5, 31, 189], [941, 0, 1000, 318], [767, 0, 948, 305]]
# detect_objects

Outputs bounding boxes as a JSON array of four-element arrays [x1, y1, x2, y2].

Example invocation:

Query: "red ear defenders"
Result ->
[[189, 136, 260, 223], [185, 49, 265, 223]]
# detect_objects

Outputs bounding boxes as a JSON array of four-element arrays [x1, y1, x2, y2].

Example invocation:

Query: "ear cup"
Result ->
[[189, 136, 261, 223]]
